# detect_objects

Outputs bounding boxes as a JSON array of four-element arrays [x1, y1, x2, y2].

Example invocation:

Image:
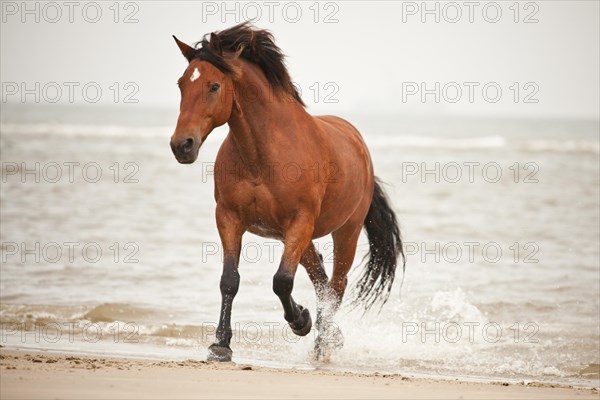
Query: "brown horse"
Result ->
[[170, 23, 405, 361]]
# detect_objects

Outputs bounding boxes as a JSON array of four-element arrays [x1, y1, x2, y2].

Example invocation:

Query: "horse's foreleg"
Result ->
[[273, 217, 314, 336], [208, 208, 243, 362]]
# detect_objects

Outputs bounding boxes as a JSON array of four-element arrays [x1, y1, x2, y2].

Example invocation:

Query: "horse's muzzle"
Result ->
[[170, 137, 199, 164]]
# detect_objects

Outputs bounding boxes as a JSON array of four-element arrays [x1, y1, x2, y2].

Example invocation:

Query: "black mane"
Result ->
[[193, 23, 304, 106]]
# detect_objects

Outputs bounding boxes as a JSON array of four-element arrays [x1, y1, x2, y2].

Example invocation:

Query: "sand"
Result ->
[[0, 348, 597, 400]]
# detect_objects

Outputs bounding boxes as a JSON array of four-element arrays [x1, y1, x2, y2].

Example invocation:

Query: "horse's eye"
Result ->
[[209, 83, 220, 93]]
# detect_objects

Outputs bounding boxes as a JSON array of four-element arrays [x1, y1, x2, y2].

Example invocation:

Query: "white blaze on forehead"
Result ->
[[190, 67, 201, 82]]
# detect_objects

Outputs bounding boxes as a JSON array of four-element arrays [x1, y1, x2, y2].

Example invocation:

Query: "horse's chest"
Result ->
[[246, 185, 273, 218], [222, 181, 285, 238]]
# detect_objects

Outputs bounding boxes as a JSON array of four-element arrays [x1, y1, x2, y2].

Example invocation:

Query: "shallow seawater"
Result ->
[[1, 106, 599, 387]]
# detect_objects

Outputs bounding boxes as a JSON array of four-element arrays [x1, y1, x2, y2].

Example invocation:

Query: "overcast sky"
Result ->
[[1, 1, 599, 118]]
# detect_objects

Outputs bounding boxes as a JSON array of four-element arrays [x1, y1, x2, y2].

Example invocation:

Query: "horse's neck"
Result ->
[[227, 63, 307, 165]]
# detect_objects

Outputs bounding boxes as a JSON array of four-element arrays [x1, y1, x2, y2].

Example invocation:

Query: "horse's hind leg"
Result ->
[[300, 242, 329, 330], [329, 221, 362, 308], [273, 216, 314, 337], [314, 220, 362, 359]]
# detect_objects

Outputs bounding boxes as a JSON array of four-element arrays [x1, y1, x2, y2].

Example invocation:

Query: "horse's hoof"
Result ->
[[314, 324, 344, 360], [290, 307, 312, 336], [313, 343, 330, 362], [313, 339, 342, 362], [207, 343, 233, 362]]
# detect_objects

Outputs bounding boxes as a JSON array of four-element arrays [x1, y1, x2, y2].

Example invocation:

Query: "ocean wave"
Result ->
[[1, 302, 598, 386], [0, 303, 164, 327], [0, 303, 87, 325], [2, 123, 598, 154], [82, 303, 161, 323], [368, 135, 507, 150], [369, 135, 599, 154], [0, 123, 170, 138], [429, 288, 487, 323], [516, 139, 600, 154]]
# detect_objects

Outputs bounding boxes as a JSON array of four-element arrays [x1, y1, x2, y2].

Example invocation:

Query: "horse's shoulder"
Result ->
[[314, 115, 360, 136], [314, 115, 367, 151]]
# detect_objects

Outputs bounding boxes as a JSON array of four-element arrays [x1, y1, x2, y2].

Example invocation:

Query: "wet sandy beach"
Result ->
[[1, 348, 598, 399]]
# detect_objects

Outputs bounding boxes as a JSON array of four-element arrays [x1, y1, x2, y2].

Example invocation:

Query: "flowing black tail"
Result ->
[[352, 177, 405, 311]]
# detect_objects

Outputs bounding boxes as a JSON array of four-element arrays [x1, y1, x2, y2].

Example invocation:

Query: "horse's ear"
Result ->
[[173, 35, 195, 62], [209, 32, 223, 55]]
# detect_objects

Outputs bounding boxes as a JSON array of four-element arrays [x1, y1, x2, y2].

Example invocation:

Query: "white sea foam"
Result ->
[[368, 135, 507, 150], [430, 288, 486, 323], [0, 123, 170, 138], [3, 123, 598, 154], [520, 139, 600, 154]]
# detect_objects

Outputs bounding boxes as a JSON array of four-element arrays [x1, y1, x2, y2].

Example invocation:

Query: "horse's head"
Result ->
[[170, 35, 235, 164]]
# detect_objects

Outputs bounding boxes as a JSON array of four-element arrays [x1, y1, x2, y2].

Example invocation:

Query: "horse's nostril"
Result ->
[[182, 138, 194, 153]]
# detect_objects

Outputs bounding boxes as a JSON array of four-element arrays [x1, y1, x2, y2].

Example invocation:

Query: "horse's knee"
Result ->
[[220, 267, 240, 297], [273, 271, 294, 298]]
